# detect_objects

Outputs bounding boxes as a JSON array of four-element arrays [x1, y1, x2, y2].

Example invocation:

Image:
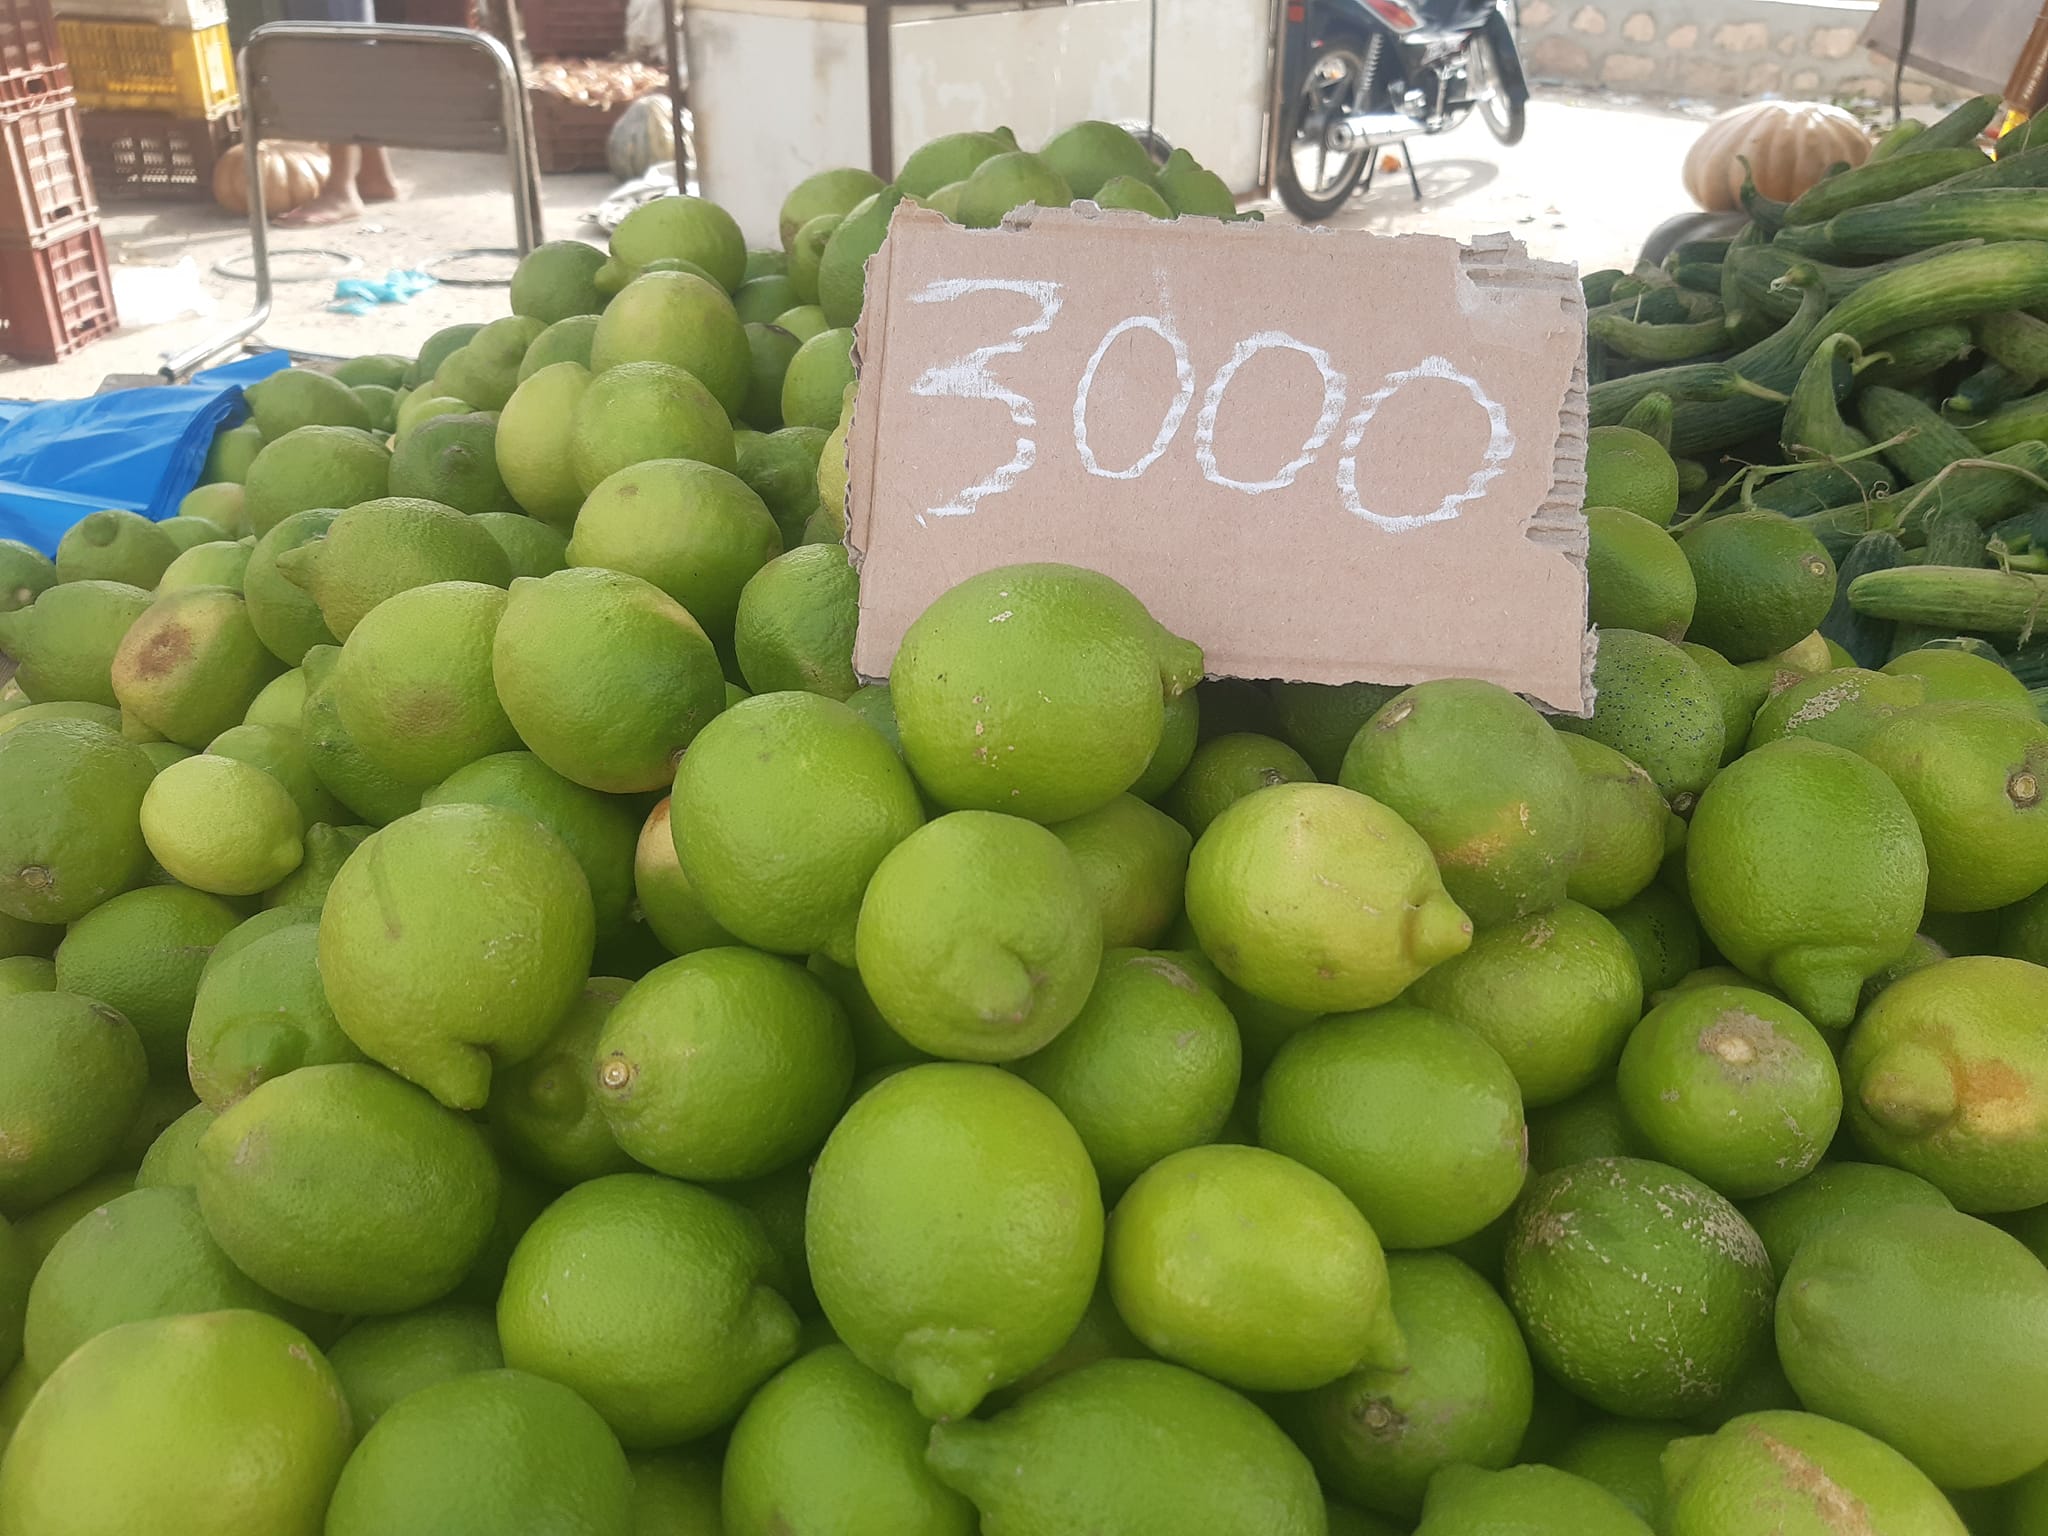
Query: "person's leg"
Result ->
[[356, 144, 401, 202], [275, 142, 364, 226]]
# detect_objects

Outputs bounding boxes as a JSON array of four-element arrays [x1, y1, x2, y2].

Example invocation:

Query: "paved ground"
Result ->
[[4, 88, 1715, 400]]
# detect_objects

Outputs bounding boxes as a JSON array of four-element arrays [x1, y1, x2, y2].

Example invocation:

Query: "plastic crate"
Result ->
[[0, 94, 92, 238], [529, 83, 620, 173], [59, 17, 236, 116], [0, 0, 60, 85], [0, 213, 115, 361], [519, 0, 623, 58], [53, 0, 225, 26], [80, 102, 235, 197]]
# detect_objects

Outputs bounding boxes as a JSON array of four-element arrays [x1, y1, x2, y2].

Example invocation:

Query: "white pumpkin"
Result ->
[[1682, 101, 1873, 213]]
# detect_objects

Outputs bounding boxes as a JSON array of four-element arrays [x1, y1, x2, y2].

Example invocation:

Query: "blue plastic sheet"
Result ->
[[330, 269, 436, 316], [0, 350, 292, 557]]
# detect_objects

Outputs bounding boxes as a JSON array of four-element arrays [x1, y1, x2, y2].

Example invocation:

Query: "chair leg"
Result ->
[[1402, 141, 1421, 201]]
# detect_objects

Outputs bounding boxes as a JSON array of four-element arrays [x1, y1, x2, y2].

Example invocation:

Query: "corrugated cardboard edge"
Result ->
[[845, 203, 1596, 714]]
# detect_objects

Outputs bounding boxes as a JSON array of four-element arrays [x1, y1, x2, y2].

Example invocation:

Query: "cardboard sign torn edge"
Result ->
[[845, 201, 1595, 714]]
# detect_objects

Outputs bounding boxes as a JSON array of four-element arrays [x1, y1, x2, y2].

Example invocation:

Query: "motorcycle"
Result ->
[[1276, 0, 1531, 222]]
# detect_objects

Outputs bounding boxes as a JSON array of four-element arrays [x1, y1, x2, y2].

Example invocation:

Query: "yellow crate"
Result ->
[[58, 18, 236, 117]]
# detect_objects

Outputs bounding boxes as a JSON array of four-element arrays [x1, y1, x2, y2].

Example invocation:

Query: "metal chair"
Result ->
[[162, 21, 543, 380]]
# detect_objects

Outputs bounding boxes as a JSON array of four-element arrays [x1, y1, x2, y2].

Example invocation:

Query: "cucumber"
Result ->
[[1781, 191, 2048, 260], [1901, 144, 2048, 197], [1798, 441, 2048, 550], [1945, 360, 2033, 420], [1810, 243, 2048, 352], [1672, 239, 1734, 268], [1870, 118, 1928, 161], [1965, 390, 2048, 451], [1584, 269, 1627, 306], [1924, 502, 1992, 569], [1729, 241, 1986, 325], [1751, 461, 1893, 518], [1848, 566, 2048, 638], [1590, 312, 1729, 363], [1739, 162, 1790, 233], [2008, 639, 2048, 687], [1673, 261, 1725, 296], [1900, 94, 2001, 154], [1666, 266, 1830, 455], [1973, 309, 2048, 380], [1821, 529, 1905, 666], [1619, 391, 1674, 450], [1781, 333, 1868, 458], [1859, 385, 1984, 481], [1856, 321, 1974, 390], [1781, 147, 1987, 225]]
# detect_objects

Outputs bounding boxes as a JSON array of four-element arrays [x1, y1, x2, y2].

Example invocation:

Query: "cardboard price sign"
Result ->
[[846, 204, 1592, 713]]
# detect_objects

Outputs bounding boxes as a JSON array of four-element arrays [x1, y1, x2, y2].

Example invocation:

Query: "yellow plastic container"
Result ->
[[58, 18, 236, 117]]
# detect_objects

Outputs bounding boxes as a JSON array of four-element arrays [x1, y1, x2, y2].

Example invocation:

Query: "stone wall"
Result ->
[[1516, 0, 1961, 105]]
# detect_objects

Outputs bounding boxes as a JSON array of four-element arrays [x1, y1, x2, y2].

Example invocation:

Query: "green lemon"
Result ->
[[627, 1452, 721, 1534], [432, 316, 546, 413], [20, 1185, 302, 1380], [1128, 688, 1199, 801], [244, 511, 339, 666], [0, 992, 146, 1215], [925, 1359, 1323, 1536], [1686, 738, 1927, 1028], [1164, 732, 1314, 836], [325, 1301, 503, 1432], [318, 803, 595, 1110], [1415, 1463, 1653, 1536], [0, 956, 50, 997], [1777, 1204, 2048, 1488], [1557, 629, 1725, 803], [1185, 781, 1471, 1013], [721, 1344, 975, 1536], [325, 1369, 632, 1536], [187, 915, 362, 1109], [780, 326, 856, 431], [0, 1216, 31, 1376], [0, 580, 151, 708], [1740, 1161, 1951, 1281], [511, 239, 606, 323], [0, 539, 55, 614], [140, 753, 304, 897], [1047, 794, 1190, 949], [474, 513, 568, 580], [805, 1064, 1101, 1419], [734, 426, 826, 545], [1012, 949, 1240, 1190], [493, 567, 727, 795], [590, 270, 749, 416], [1260, 1004, 1525, 1248], [1405, 901, 1642, 1107], [14, 1171, 130, 1264], [569, 363, 738, 494], [1744, 666, 1924, 753], [498, 1172, 800, 1447], [330, 581, 518, 789], [854, 811, 1099, 1061], [1267, 679, 1400, 781], [1585, 424, 1679, 526], [1661, 1410, 1968, 1536], [675, 691, 921, 965], [52, 885, 239, 1077], [423, 751, 639, 936], [157, 540, 249, 594], [1883, 645, 2039, 713], [134, 1103, 208, 1189], [733, 543, 859, 699], [1587, 505, 1694, 640], [206, 723, 347, 830], [1549, 1419, 1682, 1526], [897, 131, 1013, 199], [1680, 512, 1837, 664], [595, 948, 853, 1181], [807, 955, 928, 1075], [568, 458, 781, 645], [1106, 1143, 1399, 1393], [0, 718, 155, 923], [1842, 955, 2048, 1212], [890, 564, 1203, 822], [632, 798, 735, 956], [1615, 985, 1841, 1198], [54, 509, 177, 588], [272, 496, 509, 644], [1560, 734, 1668, 911], [1337, 679, 1584, 929], [240, 424, 389, 539], [1858, 700, 2048, 912], [495, 362, 590, 529], [0, 1310, 352, 1536], [1603, 882, 1703, 995], [1504, 1157, 1774, 1418], [485, 976, 634, 1186], [0, 909, 59, 963], [196, 1063, 499, 1314], [1290, 1252, 1532, 1520]]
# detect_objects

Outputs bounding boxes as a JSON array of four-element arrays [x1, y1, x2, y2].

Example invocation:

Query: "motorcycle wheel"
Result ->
[[1276, 41, 1373, 222], [1472, 26, 1526, 147]]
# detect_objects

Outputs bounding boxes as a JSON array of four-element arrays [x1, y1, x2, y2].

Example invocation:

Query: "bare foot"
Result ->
[[275, 188, 365, 227], [357, 175, 405, 203]]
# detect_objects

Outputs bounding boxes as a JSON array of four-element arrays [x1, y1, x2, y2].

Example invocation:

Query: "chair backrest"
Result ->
[[241, 22, 522, 154]]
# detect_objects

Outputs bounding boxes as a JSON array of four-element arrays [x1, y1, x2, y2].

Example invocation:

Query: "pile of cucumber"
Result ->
[[1584, 94, 2048, 705]]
